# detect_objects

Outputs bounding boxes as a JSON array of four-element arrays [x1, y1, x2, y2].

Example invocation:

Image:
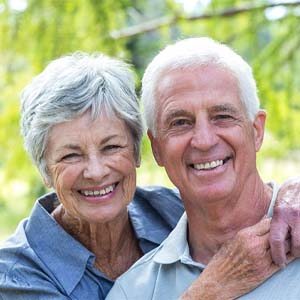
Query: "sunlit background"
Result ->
[[1, 0, 300, 241]]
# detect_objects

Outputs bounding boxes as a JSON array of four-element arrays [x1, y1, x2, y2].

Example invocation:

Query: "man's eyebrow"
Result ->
[[164, 110, 193, 124], [209, 104, 239, 114]]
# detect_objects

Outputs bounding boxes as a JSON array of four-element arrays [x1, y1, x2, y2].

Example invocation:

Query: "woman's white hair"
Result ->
[[21, 52, 143, 182], [141, 37, 260, 135]]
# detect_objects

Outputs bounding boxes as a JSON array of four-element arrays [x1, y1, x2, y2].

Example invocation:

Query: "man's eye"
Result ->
[[170, 119, 190, 127], [215, 114, 234, 120]]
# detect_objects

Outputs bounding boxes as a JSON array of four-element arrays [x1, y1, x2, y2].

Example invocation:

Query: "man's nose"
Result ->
[[83, 154, 109, 180], [190, 120, 219, 151]]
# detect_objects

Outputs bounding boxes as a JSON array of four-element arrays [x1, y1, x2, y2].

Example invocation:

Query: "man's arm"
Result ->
[[180, 218, 293, 300], [270, 177, 300, 266]]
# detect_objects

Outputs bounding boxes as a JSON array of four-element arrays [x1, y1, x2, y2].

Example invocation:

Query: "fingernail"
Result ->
[[279, 263, 286, 269]]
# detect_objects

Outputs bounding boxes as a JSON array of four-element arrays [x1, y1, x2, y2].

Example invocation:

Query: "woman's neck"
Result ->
[[52, 206, 142, 279]]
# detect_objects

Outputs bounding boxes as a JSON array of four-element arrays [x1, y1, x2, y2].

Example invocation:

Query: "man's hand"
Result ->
[[181, 218, 293, 300], [270, 177, 300, 267]]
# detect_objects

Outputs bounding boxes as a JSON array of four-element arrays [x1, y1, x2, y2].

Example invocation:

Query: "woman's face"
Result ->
[[45, 111, 138, 224]]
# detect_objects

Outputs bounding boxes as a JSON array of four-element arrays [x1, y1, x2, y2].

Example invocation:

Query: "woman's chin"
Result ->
[[78, 205, 128, 224]]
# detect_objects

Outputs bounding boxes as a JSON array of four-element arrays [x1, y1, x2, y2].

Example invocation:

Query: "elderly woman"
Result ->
[[0, 52, 299, 300]]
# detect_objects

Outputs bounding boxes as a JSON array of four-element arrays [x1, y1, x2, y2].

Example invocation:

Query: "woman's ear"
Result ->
[[42, 167, 52, 189], [42, 177, 52, 189]]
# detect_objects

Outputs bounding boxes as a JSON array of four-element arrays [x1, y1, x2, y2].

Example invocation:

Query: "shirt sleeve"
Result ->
[[0, 272, 70, 300], [105, 281, 128, 300]]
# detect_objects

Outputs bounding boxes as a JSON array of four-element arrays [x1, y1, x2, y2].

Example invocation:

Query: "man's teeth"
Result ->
[[81, 184, 115, 196], [194, 160, 223, 170]]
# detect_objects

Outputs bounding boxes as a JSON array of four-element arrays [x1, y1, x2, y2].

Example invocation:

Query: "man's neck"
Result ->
[[185, 176, 273, 265]]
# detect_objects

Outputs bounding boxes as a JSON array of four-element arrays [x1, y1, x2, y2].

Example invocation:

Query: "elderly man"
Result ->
[[106, 37, 300, 299]]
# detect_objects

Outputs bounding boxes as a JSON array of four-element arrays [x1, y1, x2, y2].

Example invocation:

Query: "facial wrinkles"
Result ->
[[158, 92, 244, 139], [51, 164, 80, 217], [45, 111, 138, 218], [106, 146, 137, 206]]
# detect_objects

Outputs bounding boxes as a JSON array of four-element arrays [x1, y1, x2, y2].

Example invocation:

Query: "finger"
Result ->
[[248, 218, 271, 236], [291, 221, 300, 257], [269, 218, 289, 267], [264, 249, 281, 276], [284, 238, 291, 253]]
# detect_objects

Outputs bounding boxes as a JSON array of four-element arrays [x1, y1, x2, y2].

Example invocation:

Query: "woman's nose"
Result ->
[[83, 155, 109, 180]]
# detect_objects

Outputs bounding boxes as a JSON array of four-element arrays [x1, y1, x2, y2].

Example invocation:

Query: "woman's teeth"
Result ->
[[80, 184, 115, 196]]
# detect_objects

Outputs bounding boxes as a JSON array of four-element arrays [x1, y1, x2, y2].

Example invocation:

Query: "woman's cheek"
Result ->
[[49, 164, 79, 214], [123, 170, 137, 205], [121, 158, 137, 206]]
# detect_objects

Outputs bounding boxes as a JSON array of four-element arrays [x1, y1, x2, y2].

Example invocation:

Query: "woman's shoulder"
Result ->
[[0, 199, 72, 299], [132, 186, 184, 224], [128, 186, 185, 252], [0, 220, 48, 289]]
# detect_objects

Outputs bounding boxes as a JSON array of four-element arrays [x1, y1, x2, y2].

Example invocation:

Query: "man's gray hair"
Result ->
[[141, 37, 260, 135], [21, 52, 143, 181]]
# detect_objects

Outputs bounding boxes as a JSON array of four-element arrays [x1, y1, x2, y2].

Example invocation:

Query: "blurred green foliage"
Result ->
[[1, 0, 300, 239]]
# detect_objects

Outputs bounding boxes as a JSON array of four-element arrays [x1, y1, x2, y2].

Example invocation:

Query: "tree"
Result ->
[[1, 0, 299, 236]]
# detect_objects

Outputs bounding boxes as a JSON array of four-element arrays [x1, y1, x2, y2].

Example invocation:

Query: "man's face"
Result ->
[[148, 65, 266, 207]]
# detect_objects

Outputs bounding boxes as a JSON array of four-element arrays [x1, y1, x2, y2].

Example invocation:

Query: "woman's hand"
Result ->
[[270, 177, 300, 267], [180, 218, 293, 300]]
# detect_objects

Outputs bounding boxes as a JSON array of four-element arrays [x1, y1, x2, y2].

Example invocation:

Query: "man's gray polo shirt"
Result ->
[[107, 182, 300, 300]]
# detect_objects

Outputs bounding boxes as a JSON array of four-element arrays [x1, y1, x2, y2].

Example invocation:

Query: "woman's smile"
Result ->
[[45, 111, 138, 223], [77, 183, 118, 203]]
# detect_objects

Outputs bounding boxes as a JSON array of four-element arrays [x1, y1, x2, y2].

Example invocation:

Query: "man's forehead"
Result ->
[[156, 65, 238, 100], [164, 103, 241, 119]]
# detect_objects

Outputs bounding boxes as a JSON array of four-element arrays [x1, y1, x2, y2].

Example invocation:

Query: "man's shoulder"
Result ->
[[240, 259, 300, 299], [120, 245, 161, 277]]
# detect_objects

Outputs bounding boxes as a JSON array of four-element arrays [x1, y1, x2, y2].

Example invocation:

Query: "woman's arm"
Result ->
[[180, 218, 293, 300]]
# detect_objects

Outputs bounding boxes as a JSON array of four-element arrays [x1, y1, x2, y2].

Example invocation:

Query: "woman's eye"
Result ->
[[103, 145, 121, 151], [61, 153, 80, 161]]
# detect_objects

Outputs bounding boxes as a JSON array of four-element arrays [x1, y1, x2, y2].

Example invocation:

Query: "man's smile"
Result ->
[[190, 156, 232, 171]]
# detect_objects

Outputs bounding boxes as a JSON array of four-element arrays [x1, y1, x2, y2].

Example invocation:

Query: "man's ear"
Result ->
[[147, 129, 163, 166], [253, 110, 266, 152]]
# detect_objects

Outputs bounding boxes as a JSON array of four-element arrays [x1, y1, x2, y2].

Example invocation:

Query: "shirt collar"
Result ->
[[25, 192, 94, 295], [153, 212, 190, 264], [153, 182, 279, 266], [128, 187, 180, 247], [128, 205, 166, 247]]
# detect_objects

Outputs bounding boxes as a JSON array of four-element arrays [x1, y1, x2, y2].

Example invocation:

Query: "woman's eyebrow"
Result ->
[[57, 144, 81, 151], [101, 134, 120, 144]]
